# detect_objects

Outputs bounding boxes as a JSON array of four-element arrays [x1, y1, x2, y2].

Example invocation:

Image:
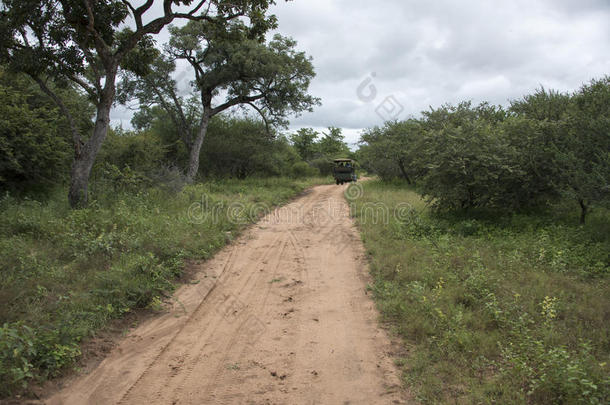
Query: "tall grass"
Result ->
[[350, 180, 609, 404], [0, 177, 326, 396]]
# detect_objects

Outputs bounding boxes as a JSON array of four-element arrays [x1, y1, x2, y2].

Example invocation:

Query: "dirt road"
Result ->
[[47, 184, 409, 404]]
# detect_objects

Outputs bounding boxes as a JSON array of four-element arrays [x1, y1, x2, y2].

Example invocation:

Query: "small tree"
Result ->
[[509, 82, 610, 223], [305, 126, 350, 176], [415, 102, 523, 210], [201, 115, 296, 178], [0, 0, 273, 207], [359, 120, 424, 184]]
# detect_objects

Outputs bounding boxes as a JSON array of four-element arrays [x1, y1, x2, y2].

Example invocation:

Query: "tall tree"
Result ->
[[166, 19, 320, 181], [289, 127, 319, 162], [0, 0, 273, 207]]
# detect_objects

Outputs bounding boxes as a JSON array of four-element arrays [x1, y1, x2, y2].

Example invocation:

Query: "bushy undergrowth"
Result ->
[[351, 180, 609, 404], [0, 177, 325, 396]]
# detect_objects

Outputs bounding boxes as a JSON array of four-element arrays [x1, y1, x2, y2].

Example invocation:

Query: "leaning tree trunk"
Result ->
[[186, 112, 211, 183], [579, 198, 588, 225], [397, 159, 412, 184], [68, 84, 115, 208]]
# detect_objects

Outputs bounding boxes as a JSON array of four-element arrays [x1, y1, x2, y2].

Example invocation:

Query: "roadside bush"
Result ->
[[94, 163, 153, 194], [200, 116, 299, 178], [0, 323, 35, 397], [148, 165, 188, 193], [499, 337, 607, 404], [290, 161, 319, 178], [309, 157, 334, 176], [358, 120, 425, 183], [96, 128, 167, 176]]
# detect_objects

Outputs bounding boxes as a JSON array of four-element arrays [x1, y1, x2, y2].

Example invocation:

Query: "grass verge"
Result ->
[[0, 176, 328, 397], [348, 180, 609, 404]]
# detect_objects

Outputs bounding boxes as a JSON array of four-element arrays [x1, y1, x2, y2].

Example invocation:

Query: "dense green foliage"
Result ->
[[359, 77, 610, 222], [105, 109, 321, 180], [0, 70, 93, 194], [290, 126, 352, 175], [0, 177, 325, 396], [359, 119, 424, 183], [0, 62, 322, 192], [200, 116, 302, 178], [350, 180, 609, 404]]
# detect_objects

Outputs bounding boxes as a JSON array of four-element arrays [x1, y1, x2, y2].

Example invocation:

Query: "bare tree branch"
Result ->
[[81, 0, 112, 63], [247, 101, 271, 133], [121, 0, 137, 18], [67, 73, 98, 98], [134, 0, 156, 26], [211, 93, 265, 115]]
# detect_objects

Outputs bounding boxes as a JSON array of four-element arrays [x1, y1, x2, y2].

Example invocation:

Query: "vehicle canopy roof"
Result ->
[[333, 158, 353, 163]]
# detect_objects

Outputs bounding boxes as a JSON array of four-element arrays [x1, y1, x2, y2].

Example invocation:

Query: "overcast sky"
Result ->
[[111, 0, 610, 146]]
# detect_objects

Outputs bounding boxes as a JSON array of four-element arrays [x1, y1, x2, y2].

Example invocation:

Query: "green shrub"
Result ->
[[0, 75, 70, 194], [309, 157, 334, 176], [96, 128, 167, 175], [500, 337, 608, 404], [290, 161, 319, 178], [199, 116, 300, 178], [0, 323, 36, 397], [358, 77, 610, 221]]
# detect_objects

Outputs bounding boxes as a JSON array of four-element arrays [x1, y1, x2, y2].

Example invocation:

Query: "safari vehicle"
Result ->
[[332, 158, 357, 185]]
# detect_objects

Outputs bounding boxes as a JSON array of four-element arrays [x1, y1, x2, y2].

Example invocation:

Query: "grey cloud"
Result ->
[[269, 0, 610, 139], [112, 0, 610, 144]]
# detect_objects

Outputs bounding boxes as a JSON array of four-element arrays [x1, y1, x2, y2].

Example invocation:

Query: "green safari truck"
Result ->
[[332, 158, 357, 185]]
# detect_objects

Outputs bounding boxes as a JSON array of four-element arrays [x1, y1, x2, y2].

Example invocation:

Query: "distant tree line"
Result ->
[[290, 126, 353, 175], [0, 63, 328, 197], [358, 77, 610, 223]]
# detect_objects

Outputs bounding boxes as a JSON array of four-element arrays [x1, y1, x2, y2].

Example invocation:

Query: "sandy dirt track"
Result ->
[[46, 184, 409, 404]]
